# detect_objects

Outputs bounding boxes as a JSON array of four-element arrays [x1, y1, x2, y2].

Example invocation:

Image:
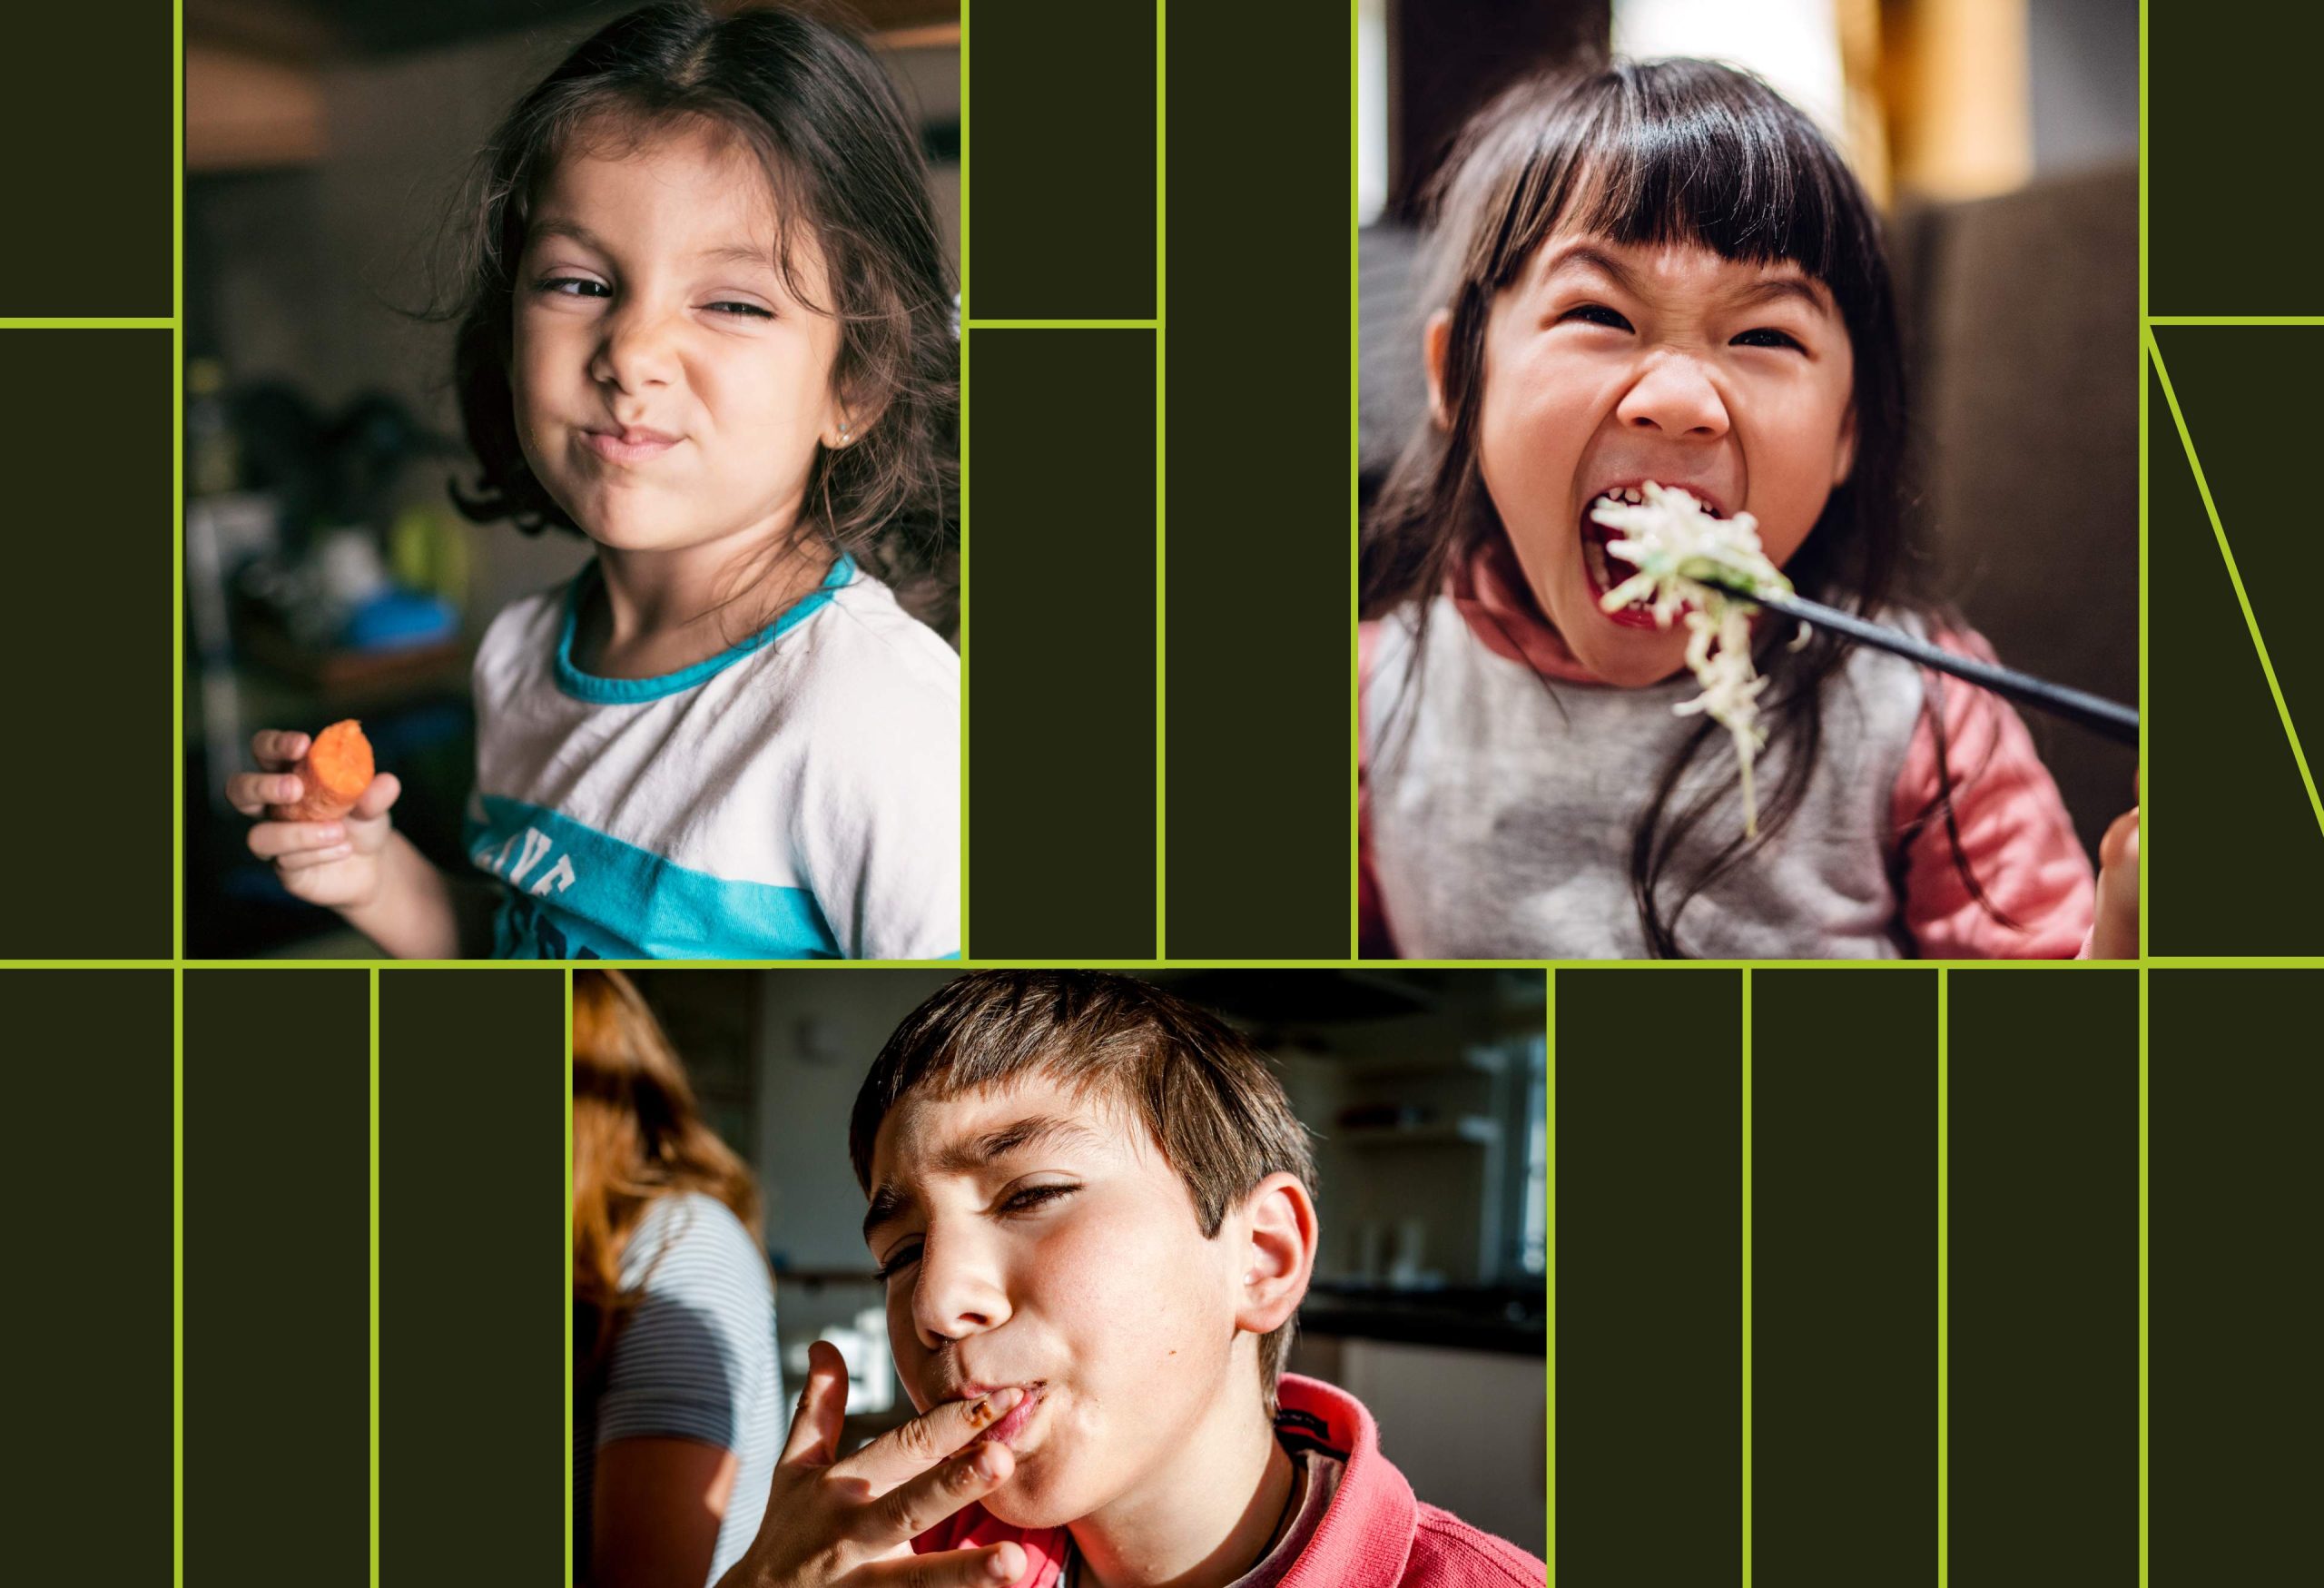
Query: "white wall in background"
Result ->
[[1613, 0, 1848, 149], [1357, 0, 1388, 225], [1334, 1337, 1547, 1557]]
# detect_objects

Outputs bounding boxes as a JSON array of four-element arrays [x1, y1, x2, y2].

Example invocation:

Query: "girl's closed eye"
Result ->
[[1558, 302, 1633, 331], [532, 276, 774, 319], [1731, 326, 1806, 351]]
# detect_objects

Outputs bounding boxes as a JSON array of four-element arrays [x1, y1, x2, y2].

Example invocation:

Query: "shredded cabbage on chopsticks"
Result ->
[[1589, 482, 1795, 835]]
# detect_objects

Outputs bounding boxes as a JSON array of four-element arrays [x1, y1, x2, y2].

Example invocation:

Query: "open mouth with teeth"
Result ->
[[1582, 483, 1721, 628]]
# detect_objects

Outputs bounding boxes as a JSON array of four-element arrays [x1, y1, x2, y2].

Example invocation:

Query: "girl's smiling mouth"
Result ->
[[583, 426, 682, 464]]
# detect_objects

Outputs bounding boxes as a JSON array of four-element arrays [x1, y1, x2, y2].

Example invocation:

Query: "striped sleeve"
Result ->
[[599, 1195, 782, 1454]]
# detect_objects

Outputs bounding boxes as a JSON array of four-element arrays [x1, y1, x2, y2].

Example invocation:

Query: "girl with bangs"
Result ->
[[1360, 58, 2139, 960]]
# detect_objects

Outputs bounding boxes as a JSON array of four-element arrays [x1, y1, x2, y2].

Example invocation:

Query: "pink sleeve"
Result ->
[[1890, 628, 2096, 958], [1357, 621, 1397, 958]]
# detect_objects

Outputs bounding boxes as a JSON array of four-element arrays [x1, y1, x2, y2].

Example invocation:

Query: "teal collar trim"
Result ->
[[554, 552, 856, 704]]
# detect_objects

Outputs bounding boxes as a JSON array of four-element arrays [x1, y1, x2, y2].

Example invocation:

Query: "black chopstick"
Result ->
[[1694, 576, 2141, 745]]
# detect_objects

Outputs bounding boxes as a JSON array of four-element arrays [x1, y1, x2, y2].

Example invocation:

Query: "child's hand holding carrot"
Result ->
[[228, 724, 405, 912]]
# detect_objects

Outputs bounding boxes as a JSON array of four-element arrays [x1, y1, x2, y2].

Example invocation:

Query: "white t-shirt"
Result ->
[[465, 554, 959, 959]]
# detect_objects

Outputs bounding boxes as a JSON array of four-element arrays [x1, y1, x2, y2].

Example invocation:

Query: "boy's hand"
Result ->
[[228, 729, 404, 912], [716, 1341, 1029, 1588], [2090, 774, 2139, 960]]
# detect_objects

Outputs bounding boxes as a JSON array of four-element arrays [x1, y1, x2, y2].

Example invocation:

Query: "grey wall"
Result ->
[[2030, 0, 2138, 174]]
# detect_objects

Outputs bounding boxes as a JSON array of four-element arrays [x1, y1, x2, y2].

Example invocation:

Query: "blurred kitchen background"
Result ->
[[623, 966, 1550, 1558], [182, 1, 960, 957], [1360, 0, 2139, 868]]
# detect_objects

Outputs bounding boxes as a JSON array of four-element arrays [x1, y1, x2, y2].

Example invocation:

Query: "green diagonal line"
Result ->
[[2146, 329, 2324, 843]]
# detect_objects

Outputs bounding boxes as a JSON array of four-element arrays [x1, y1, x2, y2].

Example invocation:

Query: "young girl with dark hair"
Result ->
[[230, 1, 960, 960], [1360, 58, 2139, 960]]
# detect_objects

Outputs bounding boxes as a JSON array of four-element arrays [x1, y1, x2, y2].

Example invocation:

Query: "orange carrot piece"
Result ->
[[267, 719, 375, 823]]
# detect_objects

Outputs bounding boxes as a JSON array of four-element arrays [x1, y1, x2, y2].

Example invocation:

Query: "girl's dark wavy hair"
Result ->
[[1362, 58, 2010, 956], [426, 0, 958, 631]]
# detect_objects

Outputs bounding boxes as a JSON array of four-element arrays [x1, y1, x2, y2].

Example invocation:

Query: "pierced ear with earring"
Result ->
[[835, 414, 854, 447]]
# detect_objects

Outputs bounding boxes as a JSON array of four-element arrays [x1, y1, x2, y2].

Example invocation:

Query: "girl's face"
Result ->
[[511, 118, 845, 560], [1437, 227, 1858, 686]]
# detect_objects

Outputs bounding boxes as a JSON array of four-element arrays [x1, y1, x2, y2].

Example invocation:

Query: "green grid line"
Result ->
[[173, 0, 186, 962], [2146, 315, 2324, 325], [4, 953, 2164, 972], [172, 968, 183, 1588], [370, 968, 382, 1588], [0, 317, 173, 329], [1937, 968, 1950, 1586], [2145, 330, 2324, 845], [2136, 0, 2149, 962], [1739, 968, 1753, 1587], [955, 4, 972, 958], [1154, 0, 1168, 960], [961, 317, 1158, 330], [2137, 966, 2149, 1588], [1543, 968, 1556, 1584]]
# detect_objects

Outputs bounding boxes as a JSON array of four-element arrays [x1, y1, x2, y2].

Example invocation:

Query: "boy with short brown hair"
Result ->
[[716, 970, 1544, 1588]]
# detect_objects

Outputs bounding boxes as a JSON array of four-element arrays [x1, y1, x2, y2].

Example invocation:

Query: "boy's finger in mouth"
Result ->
[[959, 1380, 1048, 1448]]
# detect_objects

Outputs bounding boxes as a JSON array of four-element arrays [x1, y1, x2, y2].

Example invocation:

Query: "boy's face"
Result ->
[[1445, 225, 1857, 687], [510, 115, 845, 560], [864, 1074, 1252, 1530]]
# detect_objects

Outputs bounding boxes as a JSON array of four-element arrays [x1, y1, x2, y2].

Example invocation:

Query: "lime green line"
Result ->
[[955, 7, 972, 956], [962, 317, 1158, 330], [959, 322, 973, 957], [2138, 966, 2149, 1588], [1937, 968, 1950, 1587], [566, 966, 576, 1588], [1154, 321, 1167, 960], [2136, 0, 2149, 962], [2146, 330, 2324, 843], [1153, 0, 1167, 960], [0, 317, 173, 329], [26, 952, 2155, 972], [1739, 968, 1752, 1588], [370, 968, 381, 1588], [2147, 954, 2324, 968], [172, 968, 183, 1588], [1544, 970, 1556, 1583], [2146, 315, 2324, 325], [173, 0, 187, 962]]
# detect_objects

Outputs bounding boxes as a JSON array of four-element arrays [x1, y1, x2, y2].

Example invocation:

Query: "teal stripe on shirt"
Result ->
[[466, 795, 840, 960]]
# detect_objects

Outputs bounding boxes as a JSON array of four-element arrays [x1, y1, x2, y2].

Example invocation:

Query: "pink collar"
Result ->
[[1447, 539, 1609, 684], [914, 1375, 1418, 1588]]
